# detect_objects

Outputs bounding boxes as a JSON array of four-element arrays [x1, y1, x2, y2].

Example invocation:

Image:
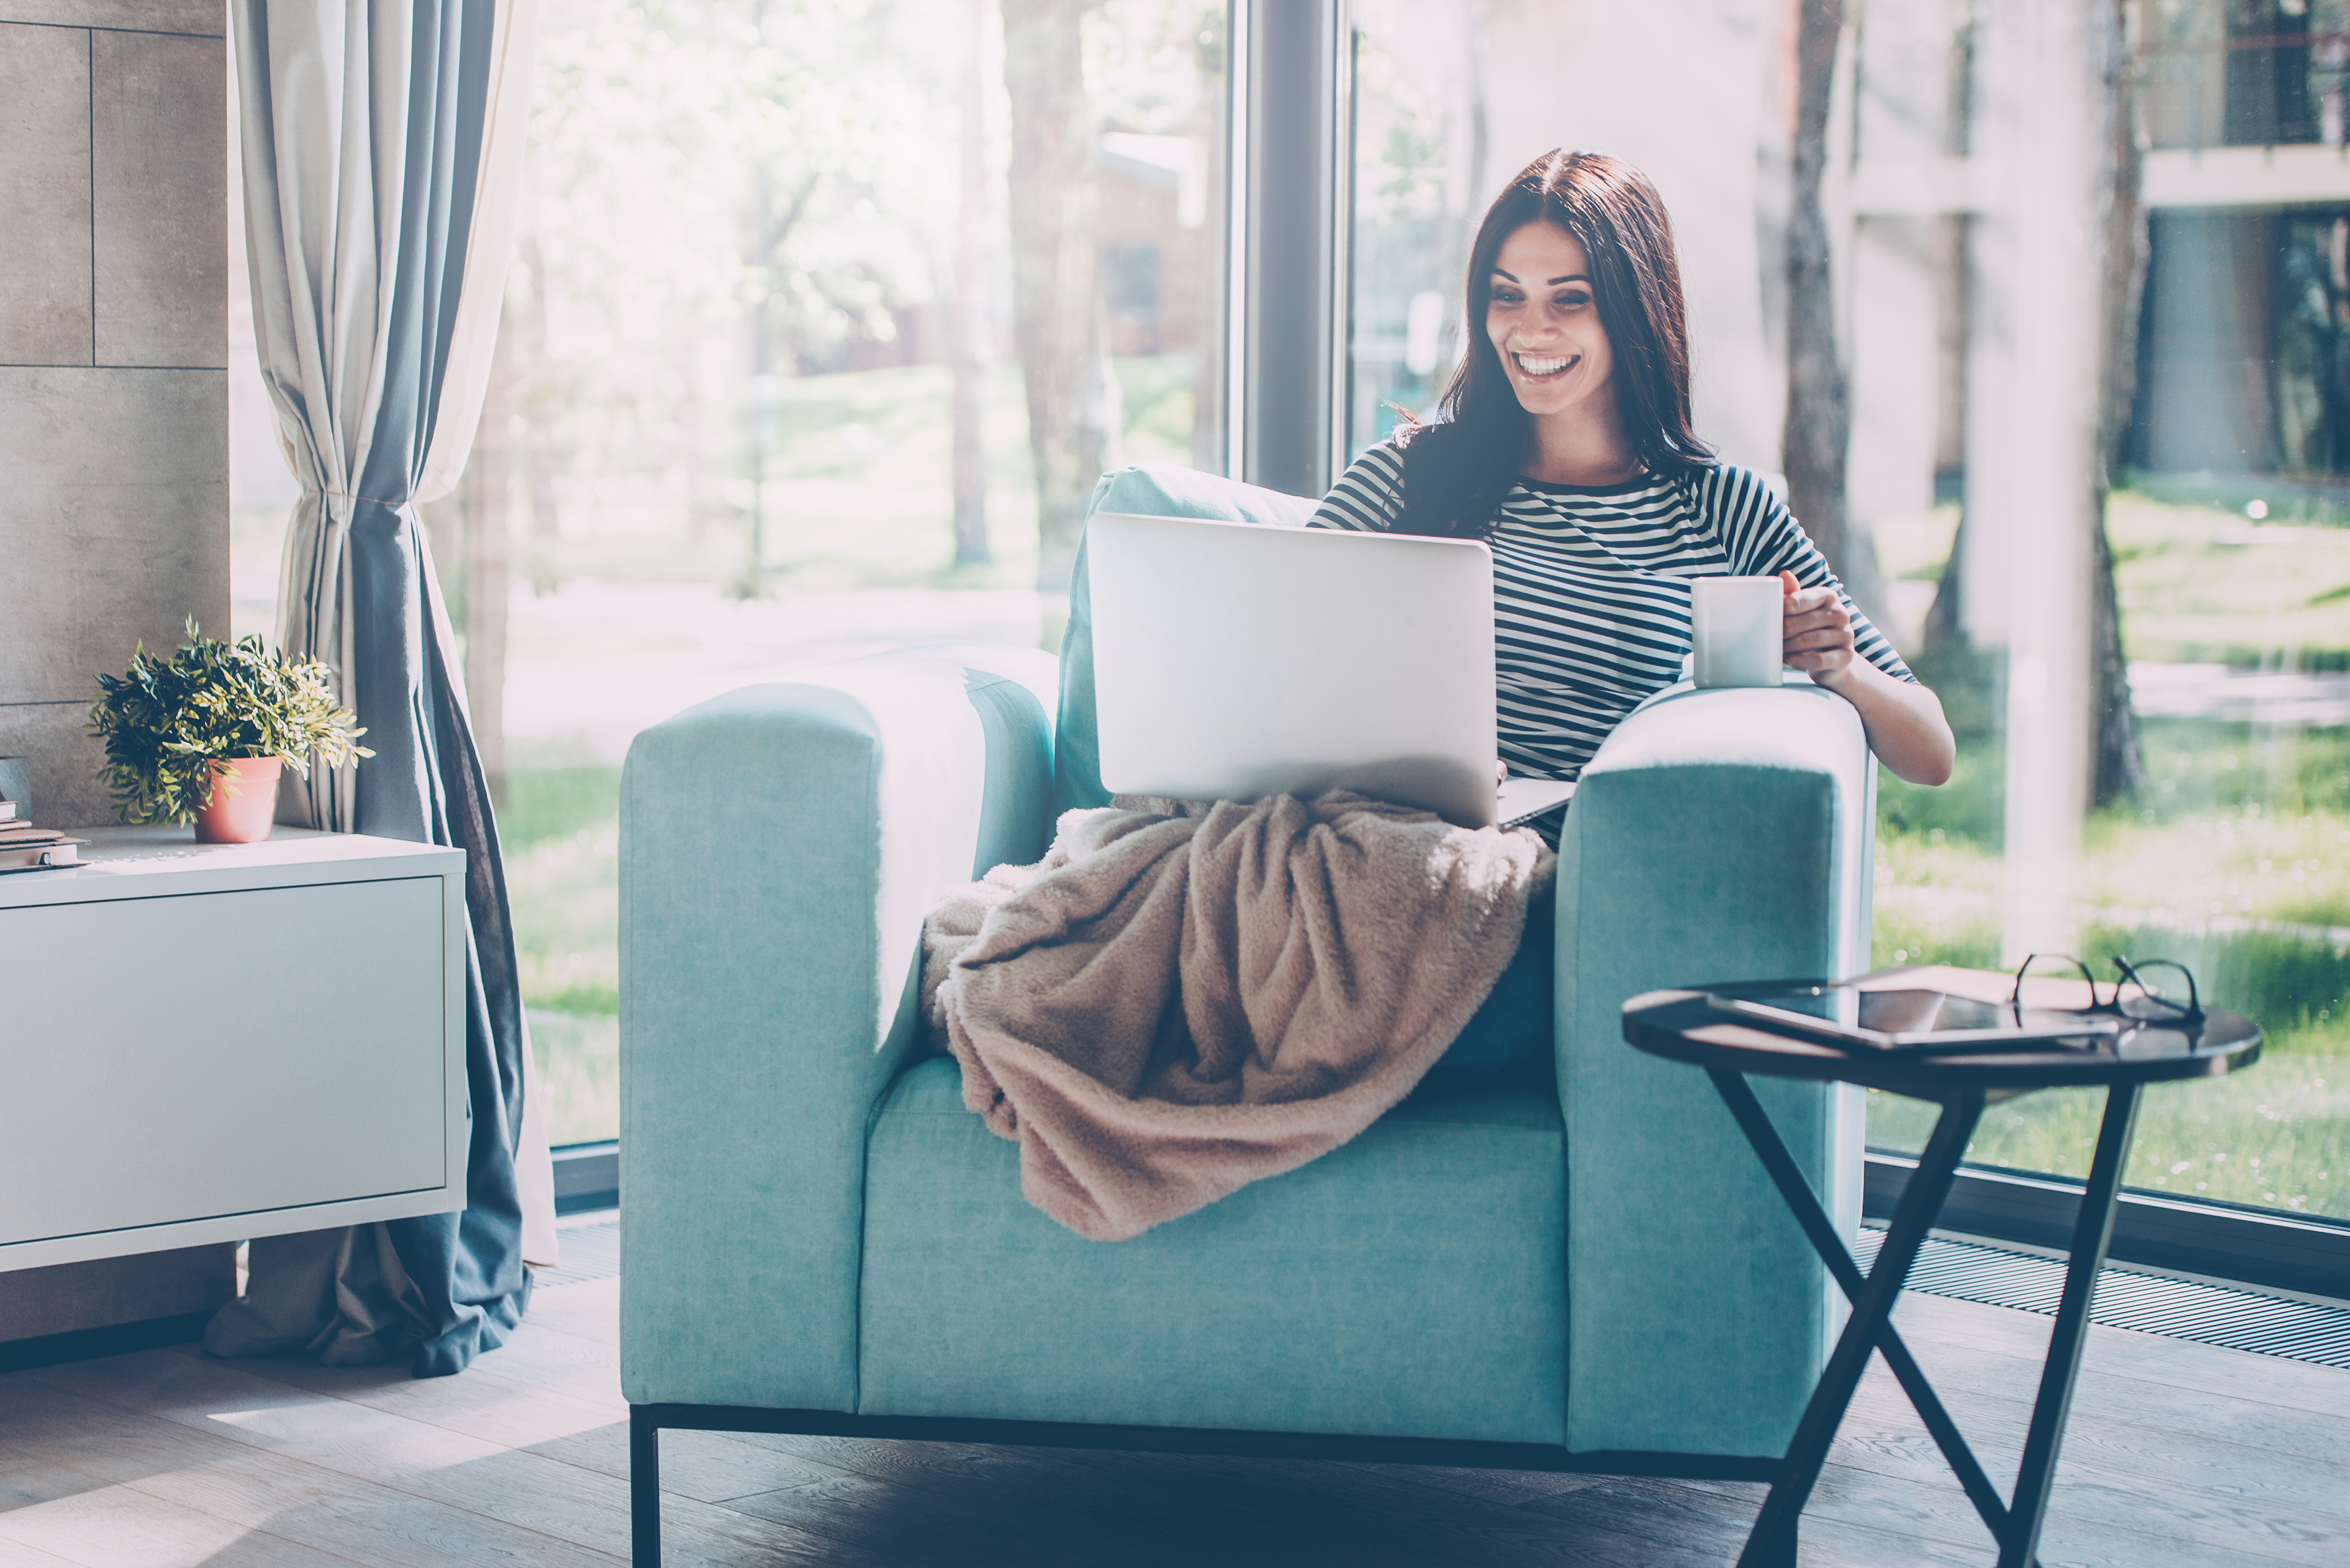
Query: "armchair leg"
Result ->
[[631, 1405, 661, 1566]]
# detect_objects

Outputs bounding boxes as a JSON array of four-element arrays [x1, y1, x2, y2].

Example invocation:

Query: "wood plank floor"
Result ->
[[3, 1269, 2346, 1567]]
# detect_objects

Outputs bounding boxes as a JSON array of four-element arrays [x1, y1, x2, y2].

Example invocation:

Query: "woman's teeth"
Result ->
[[1514, 352, 1577, 378]]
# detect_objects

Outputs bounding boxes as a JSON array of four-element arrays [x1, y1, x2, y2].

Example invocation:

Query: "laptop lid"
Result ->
[[1085, 511, 1511, 828]]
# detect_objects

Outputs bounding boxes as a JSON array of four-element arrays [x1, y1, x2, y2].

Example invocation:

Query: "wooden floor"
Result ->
[[2, 1269, 2346, 1568]]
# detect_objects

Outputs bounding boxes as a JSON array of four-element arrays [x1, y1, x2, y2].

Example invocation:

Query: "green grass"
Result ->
[[501, 743, 624, 1144], [2108, 492, 2350, 669], [1869, 713, 2350, 1219], [1878, 488, 2350, 673]]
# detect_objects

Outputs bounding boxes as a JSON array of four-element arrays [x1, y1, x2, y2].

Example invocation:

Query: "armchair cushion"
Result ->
[[857, 1056, 1567, 1444]]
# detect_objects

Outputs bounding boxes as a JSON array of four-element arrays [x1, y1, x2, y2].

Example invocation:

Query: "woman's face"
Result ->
[[1484, 221, 1615, 422]]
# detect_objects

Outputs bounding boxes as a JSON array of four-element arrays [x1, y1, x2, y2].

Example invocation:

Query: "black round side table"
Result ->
[[1622, 974, 2261, 1568]]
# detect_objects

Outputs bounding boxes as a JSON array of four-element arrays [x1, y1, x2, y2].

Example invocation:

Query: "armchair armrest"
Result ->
[[1556, 682, 1873, 1456], [619, 643, 1057, 1411]]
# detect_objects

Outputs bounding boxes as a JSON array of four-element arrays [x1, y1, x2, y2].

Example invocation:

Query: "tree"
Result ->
[[1922, 0, 2145, 807], [948, 0, 992, 568], [465, 323, 516, 797], [526, 0, 943, 591], [1782, 0, 1889, 622], [1002, 0, 1122, 598], [2088, 0, 2147, 803]]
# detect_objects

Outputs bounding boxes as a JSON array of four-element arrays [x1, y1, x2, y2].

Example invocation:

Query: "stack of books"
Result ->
[[0, 798, 88, 873]]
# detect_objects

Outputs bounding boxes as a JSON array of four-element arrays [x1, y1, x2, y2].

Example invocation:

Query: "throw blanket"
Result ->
[[923, 791, 1551, 1241]]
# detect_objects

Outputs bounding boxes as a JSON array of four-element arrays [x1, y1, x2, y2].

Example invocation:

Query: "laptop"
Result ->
[[1084, 512, 1579, 830]]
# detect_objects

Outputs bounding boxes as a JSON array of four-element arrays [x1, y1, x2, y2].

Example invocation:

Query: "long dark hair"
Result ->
[[1394, 150, 1713, 537]]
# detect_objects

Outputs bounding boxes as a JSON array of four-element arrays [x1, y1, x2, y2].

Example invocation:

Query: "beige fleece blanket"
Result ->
[[922, 791, 1550, 1241]]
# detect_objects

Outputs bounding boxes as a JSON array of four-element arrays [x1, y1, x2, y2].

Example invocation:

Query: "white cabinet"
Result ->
[[0, 827, 467, 1272]]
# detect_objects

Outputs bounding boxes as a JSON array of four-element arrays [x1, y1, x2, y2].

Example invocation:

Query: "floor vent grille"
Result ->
[[537, 1217, 620, 1286], [536, 1214, 2350, 1368], [1857, 1226, 2350, 1370]]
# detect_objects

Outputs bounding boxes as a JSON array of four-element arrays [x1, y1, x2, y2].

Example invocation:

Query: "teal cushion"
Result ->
[[857, 1056, 1566, 1444], [1055, 464, 1320, 816]]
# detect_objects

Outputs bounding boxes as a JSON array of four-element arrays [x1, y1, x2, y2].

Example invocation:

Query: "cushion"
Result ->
[[856, 1055, 1567, 1444], [1055, 464, 1320, 816]]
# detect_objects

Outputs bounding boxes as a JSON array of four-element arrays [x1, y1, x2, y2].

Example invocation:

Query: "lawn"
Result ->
[[1869, 691, 2350, 1219], [501, 747, 625, 1146]]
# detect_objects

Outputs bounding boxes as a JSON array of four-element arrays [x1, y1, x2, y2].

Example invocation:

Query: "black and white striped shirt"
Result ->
[[1311, 439, 1914, 782]]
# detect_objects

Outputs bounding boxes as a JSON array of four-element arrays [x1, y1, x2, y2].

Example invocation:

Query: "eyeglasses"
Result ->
[[2010, 952, 2205, 1028]]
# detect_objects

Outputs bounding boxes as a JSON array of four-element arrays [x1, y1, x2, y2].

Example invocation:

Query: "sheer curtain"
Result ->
[[208, 0, 556, 1378]]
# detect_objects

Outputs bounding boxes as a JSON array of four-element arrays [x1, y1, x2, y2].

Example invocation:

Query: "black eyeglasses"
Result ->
[[2010, 952, 2204, 1027]]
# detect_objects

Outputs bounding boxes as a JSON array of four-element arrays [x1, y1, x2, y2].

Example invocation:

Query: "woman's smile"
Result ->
[[1510, 350, 1581, 381]]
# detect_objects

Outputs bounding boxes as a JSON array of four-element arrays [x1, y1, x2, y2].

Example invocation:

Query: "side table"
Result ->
[[1623, 967, 2261, 1568], [1, 825, 468, 1274]]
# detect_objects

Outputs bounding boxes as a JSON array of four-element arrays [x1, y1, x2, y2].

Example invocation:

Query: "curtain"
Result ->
[[206, 0, 556, 1379]]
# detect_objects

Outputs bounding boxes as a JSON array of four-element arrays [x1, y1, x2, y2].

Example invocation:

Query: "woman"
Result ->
[[1323, 150, 1954, 1072], [1313, 149, 1955, 792]]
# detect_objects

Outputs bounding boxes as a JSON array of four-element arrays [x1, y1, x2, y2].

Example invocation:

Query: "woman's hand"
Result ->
[[1777, 570, 1957, 787], [1780, 569, 1856, 677]]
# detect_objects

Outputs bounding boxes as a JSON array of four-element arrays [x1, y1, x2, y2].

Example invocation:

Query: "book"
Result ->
[[0, 838, 86, 872], [0, 824, 60, 843], [0, 798, 15, 821]]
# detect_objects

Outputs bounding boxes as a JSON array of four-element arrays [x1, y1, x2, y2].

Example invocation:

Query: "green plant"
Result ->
[[87, 619, 372, 824]]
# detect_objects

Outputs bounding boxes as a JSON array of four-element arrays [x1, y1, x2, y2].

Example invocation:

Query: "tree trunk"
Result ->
[[464, 325, 514, 799], [1925, 10, 1976, 657], [1923, 214, 1969, 653], [1002, 0, 1120, 598], [515, 232, 562, 541], [742, 145, 775, 597], [2089, 0, 2148, 804], [1187, 14, 1229, 469], [949, 0, 991, 568], [1782, 0, 1889, 623]]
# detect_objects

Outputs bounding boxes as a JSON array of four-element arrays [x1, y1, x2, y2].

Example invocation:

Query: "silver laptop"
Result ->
[[1085, 512, 1578, 830]]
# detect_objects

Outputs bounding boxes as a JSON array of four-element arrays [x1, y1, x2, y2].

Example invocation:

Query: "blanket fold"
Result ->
[[922, 791, 1551, 1241]]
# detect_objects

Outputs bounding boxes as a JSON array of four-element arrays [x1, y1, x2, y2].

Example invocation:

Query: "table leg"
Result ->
[[1998, 1083, 2141, 1568], [1706, 1069, 2011, 1538], [1737, 1089, 1986, 1568]]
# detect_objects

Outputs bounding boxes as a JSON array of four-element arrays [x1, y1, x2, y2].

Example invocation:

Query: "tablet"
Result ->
[[1701, 983, 2121, 1053]]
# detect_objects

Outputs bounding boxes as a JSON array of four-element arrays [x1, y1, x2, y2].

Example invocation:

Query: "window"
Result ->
[[229, 0, 1231, 1147], [226, 2, 2350, 1252], [1345, 2, 2350, 1235]]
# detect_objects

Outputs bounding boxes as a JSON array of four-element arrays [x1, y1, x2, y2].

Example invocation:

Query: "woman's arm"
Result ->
[[1779, 572, 1956, 786]]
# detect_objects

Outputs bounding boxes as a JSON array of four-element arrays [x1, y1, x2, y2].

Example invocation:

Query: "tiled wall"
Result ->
[[0, 0, 229, 829], [0, 1, 236, 1345]]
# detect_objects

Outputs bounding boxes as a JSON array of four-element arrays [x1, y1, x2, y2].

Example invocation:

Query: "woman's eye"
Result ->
[[1491, 289, 1522, 305], [1556, 290, 1590, 308]]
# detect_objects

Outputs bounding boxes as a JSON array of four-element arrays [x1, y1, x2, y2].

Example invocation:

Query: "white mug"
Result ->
[[1691, 576, 1785, 689]]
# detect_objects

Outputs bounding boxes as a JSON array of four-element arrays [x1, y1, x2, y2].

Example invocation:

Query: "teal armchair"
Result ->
[[618, 464, 1874, 1563]]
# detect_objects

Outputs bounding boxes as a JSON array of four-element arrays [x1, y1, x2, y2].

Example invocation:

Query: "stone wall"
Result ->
[[0, 0, 229, 830], [0, 0, 236, 1345]]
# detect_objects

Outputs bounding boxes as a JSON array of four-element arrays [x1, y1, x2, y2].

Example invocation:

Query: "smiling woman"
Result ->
[[1313, 149, 1954, 794]]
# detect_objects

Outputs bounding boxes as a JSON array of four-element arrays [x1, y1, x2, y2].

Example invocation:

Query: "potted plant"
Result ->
[[87, 620, 372, 844]]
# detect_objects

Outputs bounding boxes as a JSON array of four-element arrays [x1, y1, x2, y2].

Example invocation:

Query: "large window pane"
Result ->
[[1347, 2, 2350, 1227], [229, 0, 1230, 1146]]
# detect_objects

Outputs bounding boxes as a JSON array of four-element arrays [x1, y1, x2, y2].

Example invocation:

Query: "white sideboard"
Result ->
[[0, 826, 468, 1273]]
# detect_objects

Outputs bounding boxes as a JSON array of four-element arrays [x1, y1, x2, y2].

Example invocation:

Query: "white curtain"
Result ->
[[216, 0, 557, 1377]]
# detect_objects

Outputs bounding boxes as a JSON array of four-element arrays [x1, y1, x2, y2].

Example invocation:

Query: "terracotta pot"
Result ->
[[193, 756, 283, 844]]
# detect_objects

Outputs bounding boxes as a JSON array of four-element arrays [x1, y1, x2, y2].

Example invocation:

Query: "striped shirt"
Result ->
[[1311, 439, 1914, 782]]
